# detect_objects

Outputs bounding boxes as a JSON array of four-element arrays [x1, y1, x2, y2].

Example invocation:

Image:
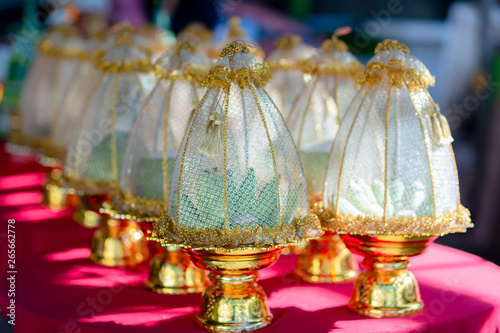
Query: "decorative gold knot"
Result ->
[[181, 23, 213, 41], [275, 35, 302, 50], [201, 62, 272, 90], [174, 39, 195, 54], [375, 39, 410, 54], [114, 24, 135, 46], [322, 36, 349, 52], [220, 41, 251, 60]]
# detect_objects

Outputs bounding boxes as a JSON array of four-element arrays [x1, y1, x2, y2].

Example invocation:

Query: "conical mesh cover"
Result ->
[[322, 40, 471, 236], [64, 28, 156, 196], [287, 37, 363, 197], [153, 42, 322, 249], [116, 41, 214, 220]]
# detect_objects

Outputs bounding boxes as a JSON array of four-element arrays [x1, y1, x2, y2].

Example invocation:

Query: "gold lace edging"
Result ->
[[96, 57, 152, 73], [108, 193, 165, 222], [153, 63, 208, 82], [151, 213, 323, 250], [322, 37, 349, 52], [275, 35, 302, 50], [321, 205, 472, 236], [357, 59, 435, 91], [12, 132, 52, 150], [61, 174, 120, 197], [200, 63, 272, 90], [375, 39, 410, 55], [298, 59, 363, 80]]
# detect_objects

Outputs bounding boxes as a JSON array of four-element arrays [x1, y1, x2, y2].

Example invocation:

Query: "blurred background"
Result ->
[[0, 0, 499, 265]]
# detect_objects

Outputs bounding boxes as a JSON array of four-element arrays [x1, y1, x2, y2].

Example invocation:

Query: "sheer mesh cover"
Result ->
[[322, 40, 471, 236], [65, 33, 156, 196], [19, 26, 83, 148], [153, 42, 322, 249], [287, 38, 362, 196], [266, 36, 315, 118], [47, 39, 103, 162], [116, 44, 214, 220]]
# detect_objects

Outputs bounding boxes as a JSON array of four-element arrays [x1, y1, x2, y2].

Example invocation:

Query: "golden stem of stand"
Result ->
[[41, 168, 68, 210], [72, 196, 103, 228], [187, 248, 283, 333], [145, 246, 206, 294], [341, 234, 438, 318], [294, 231, 357, 283], [89, 215, 149, 267]]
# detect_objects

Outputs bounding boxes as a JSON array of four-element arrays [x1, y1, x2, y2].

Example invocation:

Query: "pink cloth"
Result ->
[[1, 145, 500, 332], [1, 245, 500, 332]]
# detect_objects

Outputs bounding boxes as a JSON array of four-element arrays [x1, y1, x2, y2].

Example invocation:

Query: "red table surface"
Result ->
[[1, 145, 500, 333]]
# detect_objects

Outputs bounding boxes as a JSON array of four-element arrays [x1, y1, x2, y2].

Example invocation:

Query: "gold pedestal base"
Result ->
[[41, 183, 68, 210], [294, 231, 357, 283], [41, 169, 67, 210], [145, 246, 206, 294], [188, 248, 283, 333], [281, 243, 306, 255], [73, 196, 104, 228], [90, 216, 149, 267], [341, 234, 437, 318]]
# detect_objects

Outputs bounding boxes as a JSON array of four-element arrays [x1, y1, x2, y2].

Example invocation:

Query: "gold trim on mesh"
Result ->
[[320, 205, 472, 237], [96, 57, 152, 73], [250, 84, 283, 225], [109, 193, 165, 221], [153, 63, 208, 82], [374, 39, 410, 55], [297, 59, 363, 80], [275, 35, 302, 50], [152, 213, 322, 250], [200, 63, 272, 90], [61, 175, 120, 197], [357, 59, 435, 90], [322, 37, 349, 52], [409, 90, 438, 216]]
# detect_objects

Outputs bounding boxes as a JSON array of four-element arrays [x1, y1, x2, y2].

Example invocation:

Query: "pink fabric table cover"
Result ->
[[1, 144, 500, 333], [1, 244, 500, 333]]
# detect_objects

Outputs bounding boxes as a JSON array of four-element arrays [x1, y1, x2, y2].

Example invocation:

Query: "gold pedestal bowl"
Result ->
[[73, 195, 104, 228], [41, 168, 68, 210], [138, 221, 206, 294], [90, 215, 149, 267], [187, 247, 283, 333], [144, 246, 206, 294], [341, 234, 437, 318], [294, 231, 357, 283]]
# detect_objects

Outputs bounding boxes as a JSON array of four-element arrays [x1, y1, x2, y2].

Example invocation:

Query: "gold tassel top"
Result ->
[[37, 24, 90, 60], [201, 41, 272, 91], [96, 26, 152, 73], [153, 39, 213, 82], [266, 35, 315, 70], [357, 40, 434, 91], [300, 36, 363, 80]]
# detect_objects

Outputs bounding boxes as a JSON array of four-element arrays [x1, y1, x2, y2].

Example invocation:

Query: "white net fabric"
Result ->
[[117, 42, 214, 220], [64, 29, 156, 196], [47, 38, 103, 162], [287, 37, 363, 196], [153, 42, 322, 249], [322, 40, 471, 236], [18, 25, 83, 148], [266, 35, 315, 118]]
